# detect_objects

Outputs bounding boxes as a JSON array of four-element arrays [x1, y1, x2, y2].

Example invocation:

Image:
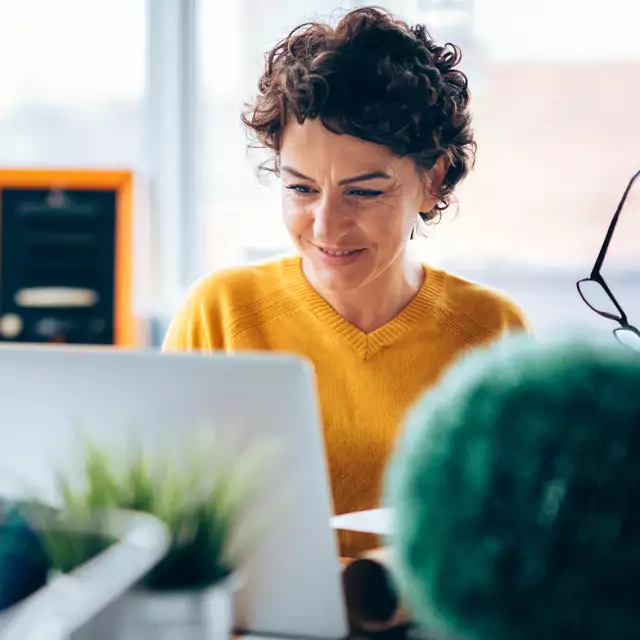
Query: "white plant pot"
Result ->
[[74, 575, 239, 640]]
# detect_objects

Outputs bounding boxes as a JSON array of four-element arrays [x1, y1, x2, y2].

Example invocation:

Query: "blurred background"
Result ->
[[0, 0, 637, 348]]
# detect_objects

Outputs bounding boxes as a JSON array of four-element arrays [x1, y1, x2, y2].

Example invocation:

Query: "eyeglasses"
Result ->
[[577, 168, 640, 351]]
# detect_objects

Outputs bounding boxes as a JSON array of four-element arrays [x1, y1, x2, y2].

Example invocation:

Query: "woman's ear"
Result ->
[[419, 155, 448, 212]]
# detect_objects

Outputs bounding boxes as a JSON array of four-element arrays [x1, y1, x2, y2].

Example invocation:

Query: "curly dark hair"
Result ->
[[241, 6, 476, 225]]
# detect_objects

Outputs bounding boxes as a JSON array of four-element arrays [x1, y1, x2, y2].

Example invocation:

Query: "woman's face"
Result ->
[[279, 119, 437, 295]]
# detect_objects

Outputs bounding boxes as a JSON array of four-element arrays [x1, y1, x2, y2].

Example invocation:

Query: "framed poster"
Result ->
[[0, 169, 135, 347]]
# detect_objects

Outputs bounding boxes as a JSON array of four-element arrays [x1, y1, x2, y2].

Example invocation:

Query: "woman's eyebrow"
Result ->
[[280, 165, 392, 185], [281, 166, 313, 180], [338, 172, 392, 185]]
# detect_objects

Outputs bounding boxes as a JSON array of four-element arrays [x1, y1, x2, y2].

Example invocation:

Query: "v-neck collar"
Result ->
[[280, 256, 445, 360]]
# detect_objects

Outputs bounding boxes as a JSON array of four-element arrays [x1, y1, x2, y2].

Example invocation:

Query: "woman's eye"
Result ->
[[284, 185, 382, 198], [348, 189, 383, 198], [285, 184, 313, 195]]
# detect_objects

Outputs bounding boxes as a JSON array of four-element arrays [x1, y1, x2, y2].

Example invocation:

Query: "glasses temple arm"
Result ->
[[590, 169, 640, 276]]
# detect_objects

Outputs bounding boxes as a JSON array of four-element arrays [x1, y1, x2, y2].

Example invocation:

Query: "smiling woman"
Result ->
[[278, 120, 434, 332], [163, 6, 531, 557]]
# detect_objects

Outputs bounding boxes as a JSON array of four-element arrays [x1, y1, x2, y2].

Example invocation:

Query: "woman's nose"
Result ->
[[312, 197, 351, 244]]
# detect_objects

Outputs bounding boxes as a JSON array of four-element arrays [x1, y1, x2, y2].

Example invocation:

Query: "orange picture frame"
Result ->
[[0, 169, 136, 348]]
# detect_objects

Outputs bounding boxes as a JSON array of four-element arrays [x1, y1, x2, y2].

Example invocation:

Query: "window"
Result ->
[[0, 0, 151, 315], [0, 0, 146, 169], [198, 0, 640, 336], [2, 1, 636, 337]]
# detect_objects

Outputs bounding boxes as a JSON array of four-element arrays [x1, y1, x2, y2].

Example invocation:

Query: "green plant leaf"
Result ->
[[32, 427, 280, 589]]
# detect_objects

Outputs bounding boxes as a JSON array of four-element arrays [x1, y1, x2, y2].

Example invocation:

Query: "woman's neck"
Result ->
[[304, 259, 425, 334]]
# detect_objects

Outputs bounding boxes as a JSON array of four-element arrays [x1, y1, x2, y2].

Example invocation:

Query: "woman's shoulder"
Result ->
[[430, 266, 532, 337], [162, 255, 296, 351], [186, 254, 293, 306]]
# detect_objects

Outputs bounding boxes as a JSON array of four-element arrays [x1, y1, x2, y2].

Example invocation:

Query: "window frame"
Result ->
[[146, 0, 202, 312]]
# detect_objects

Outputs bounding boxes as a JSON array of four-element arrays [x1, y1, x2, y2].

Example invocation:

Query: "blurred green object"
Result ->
[[386, 336, 640, 640], [29, 430, 273, 591], [0, 500, 50, 610]]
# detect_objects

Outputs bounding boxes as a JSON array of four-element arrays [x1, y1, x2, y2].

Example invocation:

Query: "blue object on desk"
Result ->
[[0, 500, 50, 611]]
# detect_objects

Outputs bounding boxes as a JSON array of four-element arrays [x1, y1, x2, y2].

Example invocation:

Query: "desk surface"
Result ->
[[239, 623, 425, 640]]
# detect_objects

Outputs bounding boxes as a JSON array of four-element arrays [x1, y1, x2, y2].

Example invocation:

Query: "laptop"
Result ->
[[0, 345, 348, 639]]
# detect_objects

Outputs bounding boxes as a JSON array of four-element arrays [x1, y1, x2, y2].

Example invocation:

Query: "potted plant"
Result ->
[[0, 501, 169, 640], [28, 430, 275, 640]]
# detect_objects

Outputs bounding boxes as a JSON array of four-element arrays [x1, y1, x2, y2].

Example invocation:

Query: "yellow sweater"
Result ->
[[163, 256, 530, 556]]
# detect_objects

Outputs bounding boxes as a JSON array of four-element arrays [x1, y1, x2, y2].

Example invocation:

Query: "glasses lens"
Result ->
[[615, 328, 640, 351], [578, 279, 622, 320]]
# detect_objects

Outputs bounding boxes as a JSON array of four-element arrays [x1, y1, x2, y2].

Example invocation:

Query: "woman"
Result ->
[[163, 6, 530, 556]]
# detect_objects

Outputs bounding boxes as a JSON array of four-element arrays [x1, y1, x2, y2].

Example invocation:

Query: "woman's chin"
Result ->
[[301, 250, 378, 294]]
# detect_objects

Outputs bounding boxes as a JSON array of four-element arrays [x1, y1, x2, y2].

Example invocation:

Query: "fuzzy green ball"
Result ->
[[386, 336, 640, 640]]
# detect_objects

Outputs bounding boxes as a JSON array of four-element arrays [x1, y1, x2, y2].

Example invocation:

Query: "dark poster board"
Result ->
[[0, 187, 117, 344], [0, 170, 135, 346]]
